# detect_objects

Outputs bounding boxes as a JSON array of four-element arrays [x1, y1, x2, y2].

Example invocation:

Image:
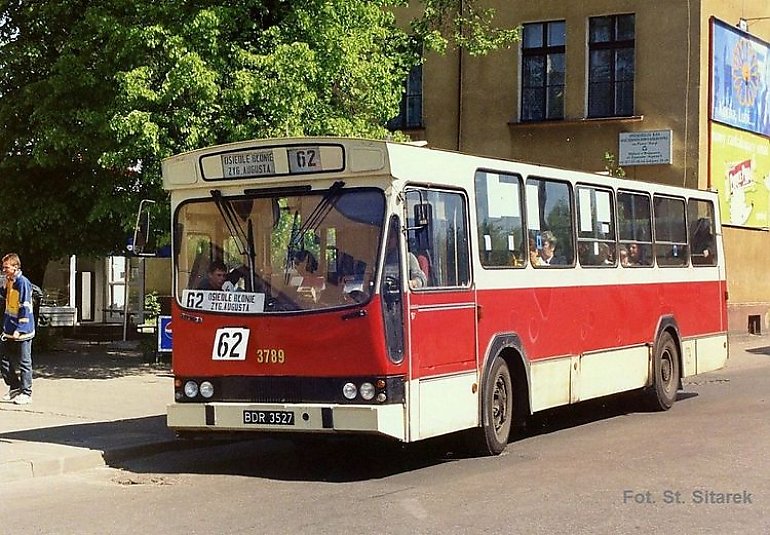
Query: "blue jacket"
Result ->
[[1, 271, 35, 340]]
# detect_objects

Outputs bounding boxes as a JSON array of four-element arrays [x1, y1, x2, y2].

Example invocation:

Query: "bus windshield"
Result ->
[[175, 187, 385, 313]]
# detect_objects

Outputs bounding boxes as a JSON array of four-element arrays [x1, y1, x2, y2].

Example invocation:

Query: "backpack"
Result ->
[[31, 283, 43, 328]]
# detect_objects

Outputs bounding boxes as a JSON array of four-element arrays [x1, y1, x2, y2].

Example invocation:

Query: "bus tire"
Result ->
[[644, 331, 680, 411], [479, 356, 513, 455]]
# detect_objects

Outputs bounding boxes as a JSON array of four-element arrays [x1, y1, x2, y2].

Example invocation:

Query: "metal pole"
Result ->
[[122, 257, 130, 342]]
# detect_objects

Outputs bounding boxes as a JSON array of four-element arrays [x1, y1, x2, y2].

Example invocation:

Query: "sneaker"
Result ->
[[1, 389, 19, 402], [12, 393, 31, 405]]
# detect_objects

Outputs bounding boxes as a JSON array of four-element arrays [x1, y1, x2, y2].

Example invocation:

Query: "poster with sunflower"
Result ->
[[711, 18, 770, 138]]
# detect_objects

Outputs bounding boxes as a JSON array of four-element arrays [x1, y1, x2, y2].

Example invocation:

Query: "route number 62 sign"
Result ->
[[212, 327, 250, 361]]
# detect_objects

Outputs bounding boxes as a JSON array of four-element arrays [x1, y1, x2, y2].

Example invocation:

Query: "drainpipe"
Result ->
[[456, 0, 464, 151]]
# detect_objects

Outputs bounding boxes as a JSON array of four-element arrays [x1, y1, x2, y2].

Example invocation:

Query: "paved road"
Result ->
[[2, 335, 768, 534]]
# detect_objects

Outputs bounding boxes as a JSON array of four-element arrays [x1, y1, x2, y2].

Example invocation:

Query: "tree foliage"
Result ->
[[0, 0, 517, 281]]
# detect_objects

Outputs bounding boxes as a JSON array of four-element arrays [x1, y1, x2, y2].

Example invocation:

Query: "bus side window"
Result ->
[[406, 188, 471, 287], [654, 195, 689, 267], [688, 199, 717, 266], [576, 186, 616, 267], [526, 177, 574, 267], [618, 190, 654, 267], [473, 170, 526, 268]]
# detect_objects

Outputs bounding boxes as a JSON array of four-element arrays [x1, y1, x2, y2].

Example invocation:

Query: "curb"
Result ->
[[1, 438, 181, 483], [1, 435, 247, 483]]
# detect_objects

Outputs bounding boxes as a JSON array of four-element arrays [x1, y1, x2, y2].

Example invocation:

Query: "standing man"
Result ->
[[0, 253, 36, 405]]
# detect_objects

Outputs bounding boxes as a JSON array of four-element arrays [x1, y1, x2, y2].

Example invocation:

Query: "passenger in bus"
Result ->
[[295, 250, 317, 271], [691, 217, 714, 264], [529, 238, 541, 266], [385, 232, 426, 289], [597, 242, 614, 265], [619, 246, 630, 267], [408, 239, 431, 284], [197, 260, 228, 290], [415, 252, 431, 283], [292, 250, 325, 301], [539, 231, 565, 265], [627, 243, 640, 265], [292, 250, 320, 282], [407, 254, 426, 289]]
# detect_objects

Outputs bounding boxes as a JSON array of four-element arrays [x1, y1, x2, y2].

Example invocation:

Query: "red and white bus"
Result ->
[[163, 137, 727, 455]]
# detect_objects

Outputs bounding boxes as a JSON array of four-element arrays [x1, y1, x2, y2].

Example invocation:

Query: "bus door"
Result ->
[[403, 189, 478, 441]]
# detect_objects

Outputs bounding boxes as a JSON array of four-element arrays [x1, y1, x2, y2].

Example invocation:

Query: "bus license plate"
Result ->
[[243, 410, 295, 426]]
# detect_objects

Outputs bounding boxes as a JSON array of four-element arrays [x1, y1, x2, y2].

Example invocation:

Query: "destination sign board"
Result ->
[[199, 144, 345, 180]]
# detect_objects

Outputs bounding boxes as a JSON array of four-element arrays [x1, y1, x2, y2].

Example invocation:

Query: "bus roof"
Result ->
[[161, 136, 718, 205]]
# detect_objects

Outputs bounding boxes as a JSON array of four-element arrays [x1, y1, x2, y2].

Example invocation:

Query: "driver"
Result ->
[[198, 260, 228, 290]]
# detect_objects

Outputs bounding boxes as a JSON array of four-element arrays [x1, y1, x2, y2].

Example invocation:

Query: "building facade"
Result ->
[[399, 0, 770, 334]]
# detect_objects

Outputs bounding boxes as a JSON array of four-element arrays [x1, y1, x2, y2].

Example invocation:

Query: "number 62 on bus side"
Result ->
[[212, 327, 250, 360]]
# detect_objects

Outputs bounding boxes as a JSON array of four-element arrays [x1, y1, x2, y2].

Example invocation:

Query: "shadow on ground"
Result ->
[[0, 415, 175, 458], [33, 339, 170, 380], [745, 346, 770, 356], [8, 337, 701, 483], [110, 391, 684, 482]]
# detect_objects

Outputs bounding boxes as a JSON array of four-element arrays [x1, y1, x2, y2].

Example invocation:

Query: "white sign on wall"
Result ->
[[619, 130, 672, 166]]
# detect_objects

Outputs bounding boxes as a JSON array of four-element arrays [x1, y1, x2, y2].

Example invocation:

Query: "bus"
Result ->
[[162, 137, 728, 455]]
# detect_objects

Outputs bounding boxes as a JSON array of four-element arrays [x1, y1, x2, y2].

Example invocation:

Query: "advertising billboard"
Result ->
[[711, 18, 770, 137], [710, 123, 770, 228]]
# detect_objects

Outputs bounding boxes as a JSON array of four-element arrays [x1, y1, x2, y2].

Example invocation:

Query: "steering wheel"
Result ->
[[346, 290, 368, 304]]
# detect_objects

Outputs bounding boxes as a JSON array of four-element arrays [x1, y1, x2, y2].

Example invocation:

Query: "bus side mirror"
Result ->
[[414, 203, 431, 227], [130, 199, 157, 257], [413, 203, 432, 251]]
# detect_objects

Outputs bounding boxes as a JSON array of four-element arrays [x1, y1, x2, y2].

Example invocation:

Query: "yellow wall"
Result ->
[[411, 0, 770, 332]]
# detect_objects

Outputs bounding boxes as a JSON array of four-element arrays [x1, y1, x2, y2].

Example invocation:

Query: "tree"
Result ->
[[0, 0, 517, 282], [604, 151, 626, 178]]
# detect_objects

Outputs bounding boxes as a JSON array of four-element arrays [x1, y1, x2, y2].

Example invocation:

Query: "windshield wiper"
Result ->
[[289, 180, 345, 249], [284, 181, 345, 283], [210, 189, 257, 291]]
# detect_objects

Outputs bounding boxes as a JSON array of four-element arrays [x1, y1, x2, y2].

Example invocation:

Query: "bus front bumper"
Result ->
[[167, 402, 407, 441]]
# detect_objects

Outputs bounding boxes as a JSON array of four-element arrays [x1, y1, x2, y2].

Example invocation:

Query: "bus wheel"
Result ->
[[479, 357, 513, 455], [645, 331, 680, 411]]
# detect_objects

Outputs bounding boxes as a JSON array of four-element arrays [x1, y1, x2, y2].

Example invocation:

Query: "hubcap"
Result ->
[[661, 351, 672, 384], [493, 375, 508, 431]]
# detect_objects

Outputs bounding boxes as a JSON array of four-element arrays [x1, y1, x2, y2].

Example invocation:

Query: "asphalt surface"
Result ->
[[1, 332, 766, 484]]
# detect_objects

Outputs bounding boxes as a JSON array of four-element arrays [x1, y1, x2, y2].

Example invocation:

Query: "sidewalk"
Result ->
[[1, 338, 177, 482]]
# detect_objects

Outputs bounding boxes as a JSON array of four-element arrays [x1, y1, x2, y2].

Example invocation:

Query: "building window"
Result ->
[[106, 256, 126, 320], [521, 21, 566, 121], [588, 14, 635, 118], [388, 64, 423, 130]]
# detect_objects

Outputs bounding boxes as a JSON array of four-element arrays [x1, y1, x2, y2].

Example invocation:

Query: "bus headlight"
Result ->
[[359, 382, 375, 401], [342, 382, 357, 400], [184, 381, 199, 398], [199, 381, 214, 399]]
